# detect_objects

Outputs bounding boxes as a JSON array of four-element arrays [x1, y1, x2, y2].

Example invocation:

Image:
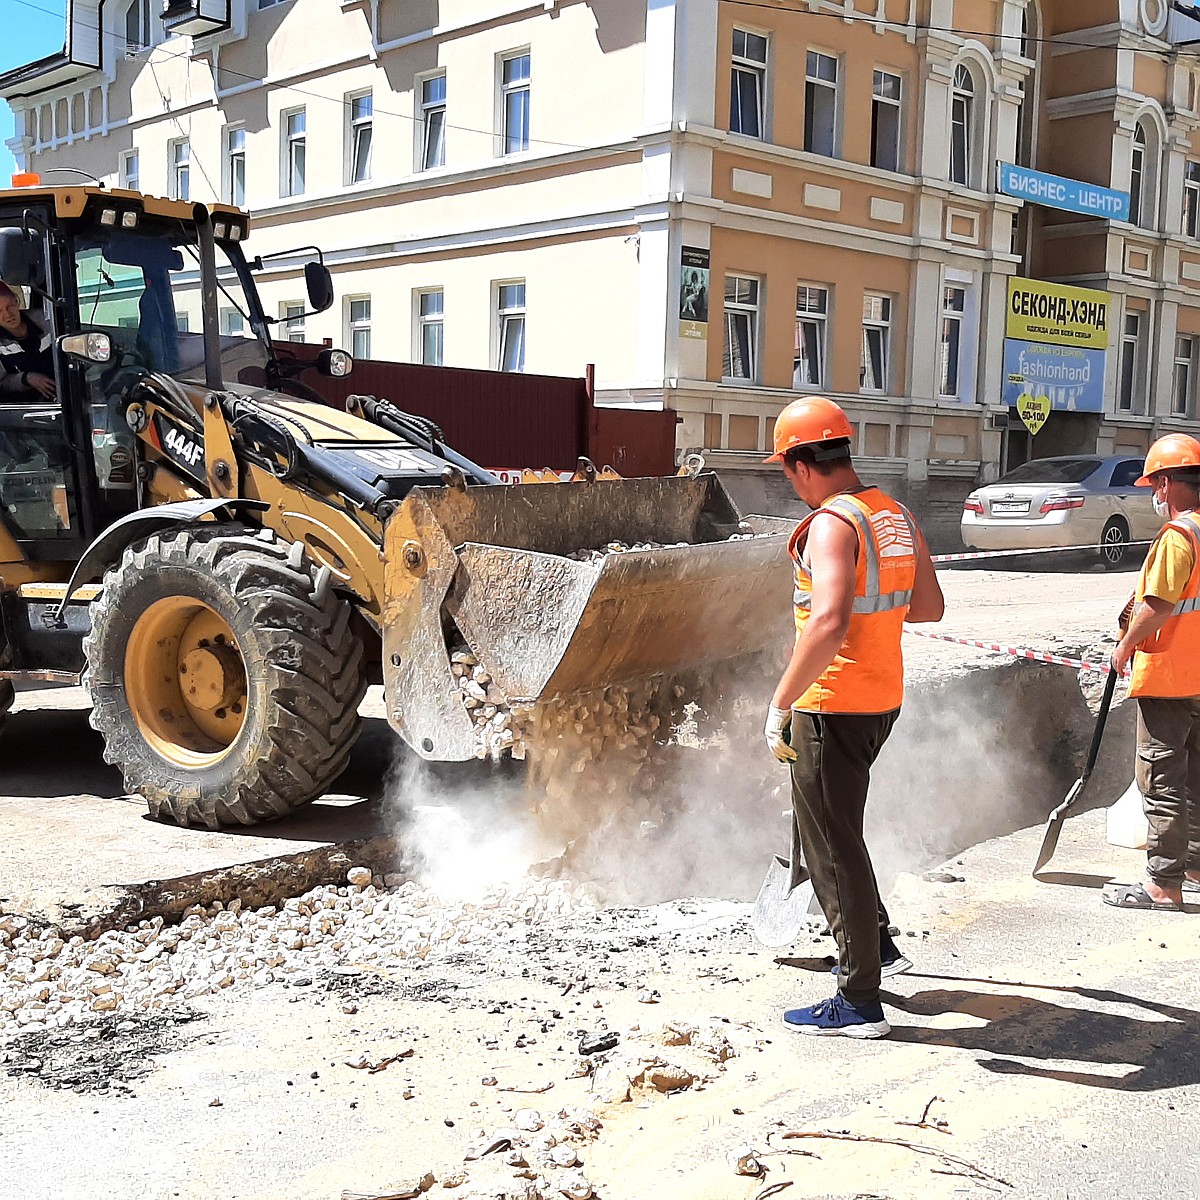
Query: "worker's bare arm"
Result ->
[[905, 530, 945, 624], [770, 512, 857, 710], [1112, 595, 1173, 673]]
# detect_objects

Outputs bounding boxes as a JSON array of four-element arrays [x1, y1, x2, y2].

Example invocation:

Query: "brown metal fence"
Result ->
[[277, 345, 677, 477]]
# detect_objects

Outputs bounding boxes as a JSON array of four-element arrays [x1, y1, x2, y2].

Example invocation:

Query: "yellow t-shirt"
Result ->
[[1142, 527, 1196, 605]]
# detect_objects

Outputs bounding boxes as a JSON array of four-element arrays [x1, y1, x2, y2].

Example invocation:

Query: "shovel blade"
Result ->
[[1032, 778, 1084, 876]]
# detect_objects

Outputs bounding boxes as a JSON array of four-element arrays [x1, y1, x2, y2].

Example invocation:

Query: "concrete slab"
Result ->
[[1, 687, 402, 934]]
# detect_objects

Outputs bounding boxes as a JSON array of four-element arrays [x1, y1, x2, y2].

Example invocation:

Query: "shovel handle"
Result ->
[[1080, 669, 1119, 783]]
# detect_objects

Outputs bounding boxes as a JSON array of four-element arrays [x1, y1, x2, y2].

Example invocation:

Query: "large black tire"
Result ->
[[84, 526, 367, 829], [1100, 518, 1130, 570]]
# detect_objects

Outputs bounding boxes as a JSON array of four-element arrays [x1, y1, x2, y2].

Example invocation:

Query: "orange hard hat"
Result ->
[[1135, 433, 1200, 486], [765, 396, 854, 464]]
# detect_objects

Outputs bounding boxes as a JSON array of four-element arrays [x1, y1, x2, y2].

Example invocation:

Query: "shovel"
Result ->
[[1033, 667, 1119, 876]]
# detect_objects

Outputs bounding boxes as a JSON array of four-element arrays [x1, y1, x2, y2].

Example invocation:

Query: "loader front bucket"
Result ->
[[381, 474, 794, 761]]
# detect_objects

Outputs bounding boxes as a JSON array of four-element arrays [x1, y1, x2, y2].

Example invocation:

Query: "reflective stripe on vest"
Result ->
[[1130, 512, 1200, 698], [793, 496, 918, 615]]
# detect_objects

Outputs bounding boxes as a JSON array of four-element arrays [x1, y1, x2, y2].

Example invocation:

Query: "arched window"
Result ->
[[1129, 119, 1158, 227], [1016, 3, 1040, 167], [950, 64, 975, 186]]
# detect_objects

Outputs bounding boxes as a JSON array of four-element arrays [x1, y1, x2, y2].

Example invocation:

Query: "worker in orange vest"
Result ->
[[1108, 433, 1200, 911], [763, 396, 944, 1038]]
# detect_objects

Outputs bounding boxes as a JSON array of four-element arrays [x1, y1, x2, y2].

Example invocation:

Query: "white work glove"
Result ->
[[764, 706, 797, 764]]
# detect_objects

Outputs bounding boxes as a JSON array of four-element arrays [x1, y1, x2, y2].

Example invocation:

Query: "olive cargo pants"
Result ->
[[788, 709, 900, 1004], [1136, 696, 1200, 886]]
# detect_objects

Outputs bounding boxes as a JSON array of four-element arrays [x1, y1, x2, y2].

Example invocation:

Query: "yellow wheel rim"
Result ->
[[125, 597, 248, 768]]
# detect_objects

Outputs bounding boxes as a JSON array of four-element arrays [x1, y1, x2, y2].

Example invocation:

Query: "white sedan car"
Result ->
[[961, 455, 1162, 567]]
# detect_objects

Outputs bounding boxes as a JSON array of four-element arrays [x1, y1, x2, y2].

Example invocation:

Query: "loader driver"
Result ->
[[1107, 433, 1200, 911], [0, 281, 56, 400], [763, 396, 944, 1038]]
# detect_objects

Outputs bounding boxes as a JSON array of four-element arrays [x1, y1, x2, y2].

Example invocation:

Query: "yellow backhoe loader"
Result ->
[[0, 180, 792, 827]]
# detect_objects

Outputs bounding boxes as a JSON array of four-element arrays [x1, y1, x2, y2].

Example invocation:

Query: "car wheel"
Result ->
[[1100, 518, 1129, 569]]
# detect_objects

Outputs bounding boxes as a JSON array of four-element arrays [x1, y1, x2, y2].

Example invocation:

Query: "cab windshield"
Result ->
[[72, 218, 272, 387]]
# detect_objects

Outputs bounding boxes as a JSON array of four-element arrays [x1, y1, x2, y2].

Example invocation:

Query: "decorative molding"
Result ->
[[870, 197, 905, 224], [945, 207, 979, 244], [803, 183, 842, 211], [731, 168, 773, 199]]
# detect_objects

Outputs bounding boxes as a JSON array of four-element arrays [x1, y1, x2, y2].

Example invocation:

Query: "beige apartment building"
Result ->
[[6, 0, 1200, 537]]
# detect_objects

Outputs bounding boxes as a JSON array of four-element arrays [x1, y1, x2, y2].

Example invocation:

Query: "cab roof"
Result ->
[[0, 184, 250, 232]]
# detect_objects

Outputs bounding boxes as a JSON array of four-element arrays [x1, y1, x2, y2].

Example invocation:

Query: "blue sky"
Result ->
[[2, 0, 68, 181]]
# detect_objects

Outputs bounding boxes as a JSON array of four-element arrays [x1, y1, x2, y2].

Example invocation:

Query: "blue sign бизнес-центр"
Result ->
[[997, 162, 1130, 223], [1002, 339, 1107, 412]]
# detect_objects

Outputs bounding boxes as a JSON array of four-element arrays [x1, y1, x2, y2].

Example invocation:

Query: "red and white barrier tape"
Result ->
[[931, 541, 1152, 565], [904, 628, 1127, 676]]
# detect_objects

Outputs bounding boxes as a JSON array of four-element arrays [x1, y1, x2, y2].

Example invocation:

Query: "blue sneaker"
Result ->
[[830, 950, 912, 979], [782, 993, 891, 1038]]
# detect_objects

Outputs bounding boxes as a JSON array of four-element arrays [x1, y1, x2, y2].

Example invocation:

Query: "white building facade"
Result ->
[[7, 0, 1200, 541]]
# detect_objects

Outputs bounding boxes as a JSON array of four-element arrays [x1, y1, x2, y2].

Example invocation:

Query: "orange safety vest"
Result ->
[[788, 488, 918, 714], [1130, 511, 1200, 699]]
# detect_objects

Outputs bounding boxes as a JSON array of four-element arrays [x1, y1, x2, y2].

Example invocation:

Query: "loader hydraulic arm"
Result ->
[[346, 394, 502, 488]]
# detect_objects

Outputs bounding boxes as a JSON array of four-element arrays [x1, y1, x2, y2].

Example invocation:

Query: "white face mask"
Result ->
[[1153, 493, 1169, 518]]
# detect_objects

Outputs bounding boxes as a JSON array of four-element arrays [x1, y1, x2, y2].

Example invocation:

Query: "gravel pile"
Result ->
[[451, 644, 523, 762], [565, 530, 764, 566], [0, 875, 596, 1041]]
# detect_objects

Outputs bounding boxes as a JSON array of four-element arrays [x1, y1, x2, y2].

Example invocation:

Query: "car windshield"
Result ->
[[997, 458, 1101, 485], [72, 218, 271, 386]]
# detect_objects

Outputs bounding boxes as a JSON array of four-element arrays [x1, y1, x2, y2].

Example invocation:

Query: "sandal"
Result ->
[[1102, 882, 1183, 911]]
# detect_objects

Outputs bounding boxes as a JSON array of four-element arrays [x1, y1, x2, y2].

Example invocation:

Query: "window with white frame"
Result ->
[[871, 70, 902, 172], [804, 51, 838, 157], [119, 149, 139, 191], [730, 29, 768, 139], [950, 64, 975, 187], [1130, 124, 1146, 225], [418, 289, 444, 366], [221, 309, 245, 337], [1119, 311, 1143, 412], [283, 108, 306, 197], [794, 285, 828, 389], [860, 294, 892, 392], [500, 53, 530, 156], [496, 282, 526, 372], [1129, 120, 1158, 228], [723, 275, 760, 381], [347, 297, 371, 359], [1185, 162, 1200, 238], [938, 285, 966, 398], [125, 0, 153, 52], [347, 93, 372, 184], [175, 312, 190, 333], [169, 138, 190, 202], [225, 127, 245, 207], [1173, 335, 1195, 416], [282, 302, 306, 344], [420, 74, 447, 171]]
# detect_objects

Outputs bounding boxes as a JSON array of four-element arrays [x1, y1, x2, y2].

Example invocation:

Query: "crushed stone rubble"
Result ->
[[0, 876, 597, 1040], [451, 529, 773, 764]]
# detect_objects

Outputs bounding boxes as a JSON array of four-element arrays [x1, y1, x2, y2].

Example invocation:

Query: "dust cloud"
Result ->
[[386, 660, 1108, 908]]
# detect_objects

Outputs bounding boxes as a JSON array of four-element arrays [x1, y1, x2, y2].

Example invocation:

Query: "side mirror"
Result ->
[[304, 261, 334, 313], [59, 331, 112, 363], [0, 227, 43, 288], [316, 347, 353, 378]]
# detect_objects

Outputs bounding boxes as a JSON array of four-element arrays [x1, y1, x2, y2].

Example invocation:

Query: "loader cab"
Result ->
[[0, 192, 273, 564], [0, 204, 86, 564]]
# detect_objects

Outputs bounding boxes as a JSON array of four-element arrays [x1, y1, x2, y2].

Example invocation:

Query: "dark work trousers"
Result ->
[[788, 708, 900, 1004], [1136, 696, 1200, 885]]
